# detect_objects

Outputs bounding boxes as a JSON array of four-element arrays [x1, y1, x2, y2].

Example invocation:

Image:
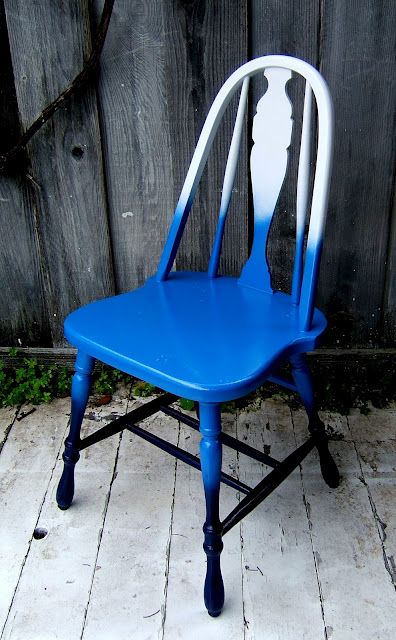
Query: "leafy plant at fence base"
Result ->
[[132, 380, 157, 397], [0, 349, 395, 413], [0, 357, 71, 407], [179, 398, 195, 411], [92, 366, 127, 396], [0, 352, 131, 407]]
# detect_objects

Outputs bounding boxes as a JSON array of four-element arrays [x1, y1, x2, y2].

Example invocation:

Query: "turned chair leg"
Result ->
[[290, 354, 340, 488], [199, 403, 224, 617], [56, 351, 95, 510]]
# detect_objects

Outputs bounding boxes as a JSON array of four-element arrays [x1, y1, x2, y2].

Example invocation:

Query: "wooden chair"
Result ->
[[57, 55, 340, 617]]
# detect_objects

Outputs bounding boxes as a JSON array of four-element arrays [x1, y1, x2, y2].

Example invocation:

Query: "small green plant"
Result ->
[[0, 351, 132, 407], [179, 398, 195, 411], [0, 355, 71, 406], [92, 366, 127, 396], [1, 347, 395, 413], [132, 380, 157, 397]]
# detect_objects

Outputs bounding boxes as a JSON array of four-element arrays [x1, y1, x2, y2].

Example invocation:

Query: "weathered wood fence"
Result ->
[[1, 1, 395, 350]]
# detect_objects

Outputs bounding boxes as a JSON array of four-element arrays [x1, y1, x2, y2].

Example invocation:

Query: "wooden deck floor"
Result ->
[[0, 391, 395, 639]]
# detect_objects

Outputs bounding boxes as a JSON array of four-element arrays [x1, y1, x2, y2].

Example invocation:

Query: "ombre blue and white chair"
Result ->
[[57, 55, 340, 617]]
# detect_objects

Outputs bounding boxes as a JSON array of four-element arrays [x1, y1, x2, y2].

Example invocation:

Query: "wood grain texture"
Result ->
[[92, 0, 177, 291], [0, 2, 50, 346], [382, 185, 396, 344], [0, 398, 126, 640], [249, 0, 320, 293], [0, 175, 52, 346], [319, 0, 396, 346], [238, 401, 326, 639], [163, 0, 248, 276], [83, 408, 179, 639], [0, 399, 71, 635], [0, 406, 17, 452], [1, 0, 396, 349], [1, 396, 396, 636], [4, 0, 114, 346], [292, 408, 396, 638]]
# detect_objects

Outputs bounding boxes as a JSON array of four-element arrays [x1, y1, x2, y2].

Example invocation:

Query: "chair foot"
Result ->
[[56, 446, 80, 510], [203, 524, 224, 617]]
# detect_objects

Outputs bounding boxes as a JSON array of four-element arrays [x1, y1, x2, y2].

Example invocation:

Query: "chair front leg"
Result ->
[[56, 351, 95, 509], [199, 402, 224, 617], [290, 353, 340, 488]]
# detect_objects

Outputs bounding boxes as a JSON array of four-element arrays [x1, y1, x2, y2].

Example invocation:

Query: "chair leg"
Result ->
[[290, 354, 340, 488], [56, 351, 95, 510], [199, 403, 224, 617]]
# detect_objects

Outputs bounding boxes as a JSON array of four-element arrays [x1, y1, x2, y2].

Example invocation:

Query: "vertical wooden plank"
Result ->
[[0, 400, 70, 634], [4, 0, 115, 346], [164, 1, 249, 276], [249, 0, 320, 293], [0, 1, 50, 346], [92, 0, 177, 291], [82, 408, 179, 640], [0, 406, 18, 452], [382, 190, 396, 344], [319, 0, 396, 345], [1, 397, 127, 640], [238, 400, 326, 639], [347, 409, 396, 588], [94, 0, 248, 288], [292, 408, 396, 638], [0, 177, 51, 346]]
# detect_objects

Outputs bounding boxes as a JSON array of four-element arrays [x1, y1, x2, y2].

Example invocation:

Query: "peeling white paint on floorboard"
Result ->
[[0, 396, 395, 639], [0, 407, 18, 448], [347, 408, 396, 590], [1, 395, 129, 640], [238, 401, 326, 640], [292, 408, 396, 640], [0, 400, 70, 635], [82, 411, 180, 640]]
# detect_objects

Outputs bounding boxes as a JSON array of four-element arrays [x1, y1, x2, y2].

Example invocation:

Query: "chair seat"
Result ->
[[65, 272, 326, 402]]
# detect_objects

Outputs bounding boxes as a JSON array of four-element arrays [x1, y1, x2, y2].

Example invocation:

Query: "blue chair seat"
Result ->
[[65, 272, 326, 402]]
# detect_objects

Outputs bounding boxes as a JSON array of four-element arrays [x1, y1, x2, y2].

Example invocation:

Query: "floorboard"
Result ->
[[292, 408, 396, 640], [1, 397, 127, 640], [238, 401, 326, 640], [0, 407, 18, 451], [0, 396, 395, 638], [82, 407, 180, 640]]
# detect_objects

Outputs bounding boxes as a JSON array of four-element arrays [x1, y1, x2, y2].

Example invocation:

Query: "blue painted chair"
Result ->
[[57, 55, 339, 617]]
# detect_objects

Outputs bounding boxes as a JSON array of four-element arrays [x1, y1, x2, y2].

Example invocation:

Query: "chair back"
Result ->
[[156, 55, 334, 331]]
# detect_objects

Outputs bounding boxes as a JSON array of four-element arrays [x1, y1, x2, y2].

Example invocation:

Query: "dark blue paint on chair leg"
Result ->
[[290, 354, 340, 488], [199, 403, 224, 617], [56, 351, 95, 510]]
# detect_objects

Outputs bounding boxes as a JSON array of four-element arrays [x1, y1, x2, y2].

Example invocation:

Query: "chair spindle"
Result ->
[[292, 82, 313, 304], [208, 77, 250, 278]]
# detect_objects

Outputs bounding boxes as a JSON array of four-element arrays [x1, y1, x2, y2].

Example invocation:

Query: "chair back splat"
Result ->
[[58, 55, 340, 621], [156, 55, 333, 332]]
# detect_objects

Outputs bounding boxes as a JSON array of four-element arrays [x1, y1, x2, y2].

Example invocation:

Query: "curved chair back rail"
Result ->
[[156, 55, 334, 331]]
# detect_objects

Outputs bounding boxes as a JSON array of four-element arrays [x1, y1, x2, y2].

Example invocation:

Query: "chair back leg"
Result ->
[[56, 351, 95, 509], [199, 403, 224, 617], [290, 353, 340, 488]]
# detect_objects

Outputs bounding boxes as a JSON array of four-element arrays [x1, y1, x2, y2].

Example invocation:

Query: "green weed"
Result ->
[[0, 356, 70, 406]]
